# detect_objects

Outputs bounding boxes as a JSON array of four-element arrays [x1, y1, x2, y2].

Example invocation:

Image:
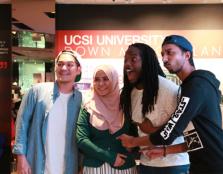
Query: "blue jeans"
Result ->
[[138, 164, 190, 174]]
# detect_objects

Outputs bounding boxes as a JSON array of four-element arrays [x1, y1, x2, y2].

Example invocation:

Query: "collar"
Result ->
[[53, 81, 76, 101]]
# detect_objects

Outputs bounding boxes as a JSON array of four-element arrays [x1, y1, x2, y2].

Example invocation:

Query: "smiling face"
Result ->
[[55, 53, 81, 84], [124, 46, 142, 84], [93, 70, 112, 96]]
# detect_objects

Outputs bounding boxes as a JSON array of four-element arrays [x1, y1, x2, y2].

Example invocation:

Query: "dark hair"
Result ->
[[162, 35, 194, 67], [120, 43, 166, 119], [178, 46, 195, 67]]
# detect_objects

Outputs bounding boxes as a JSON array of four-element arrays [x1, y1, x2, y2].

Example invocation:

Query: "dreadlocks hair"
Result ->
[[120, 43, 166, 120]]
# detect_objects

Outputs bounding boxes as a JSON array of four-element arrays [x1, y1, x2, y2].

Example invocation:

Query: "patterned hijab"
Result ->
[[84, 65, 123, 134]]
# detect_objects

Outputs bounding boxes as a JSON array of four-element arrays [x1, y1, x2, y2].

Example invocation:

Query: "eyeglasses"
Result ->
[[56, 50, 80, 66]]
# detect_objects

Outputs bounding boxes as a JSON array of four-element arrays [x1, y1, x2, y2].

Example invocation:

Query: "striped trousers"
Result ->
[[83, 163, 138, 174]]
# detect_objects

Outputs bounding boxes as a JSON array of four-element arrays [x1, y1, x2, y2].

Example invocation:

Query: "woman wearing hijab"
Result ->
[[76, 64, 137, 174]]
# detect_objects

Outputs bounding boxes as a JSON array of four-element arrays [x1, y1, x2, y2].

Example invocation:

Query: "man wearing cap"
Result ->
[[13, 50, 82, 174], [118, 35, 223, 174]]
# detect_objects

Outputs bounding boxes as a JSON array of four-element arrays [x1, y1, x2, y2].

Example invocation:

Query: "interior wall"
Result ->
[[56, 4, 223, 30], [56, 4, 223, 91]]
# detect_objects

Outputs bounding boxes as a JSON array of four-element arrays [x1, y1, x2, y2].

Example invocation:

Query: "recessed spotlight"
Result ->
[[162, 0, 172, 4], [12, 31, 16, 35], [44, 12, 55, 19]]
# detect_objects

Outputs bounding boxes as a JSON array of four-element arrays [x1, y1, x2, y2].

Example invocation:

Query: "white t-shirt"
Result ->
[[44, 92, 72, 174], [131, 76, 189, 167]]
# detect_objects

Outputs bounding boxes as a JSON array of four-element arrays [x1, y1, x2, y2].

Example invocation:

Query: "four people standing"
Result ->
[[13, 35, 223, 174]]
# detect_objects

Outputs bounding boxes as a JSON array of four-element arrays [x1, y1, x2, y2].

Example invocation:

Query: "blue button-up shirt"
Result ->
[[13, 82, 82, 174]]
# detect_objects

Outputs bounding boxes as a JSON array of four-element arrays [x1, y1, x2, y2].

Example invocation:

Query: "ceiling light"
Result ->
[[162, 0, 172, 4], [12, 31, 17, 35], [125, 0, 134, 4], [44, 12, 55, 19]]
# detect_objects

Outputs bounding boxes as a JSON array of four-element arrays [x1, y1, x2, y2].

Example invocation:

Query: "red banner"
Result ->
[[56, 30, 223, 59]]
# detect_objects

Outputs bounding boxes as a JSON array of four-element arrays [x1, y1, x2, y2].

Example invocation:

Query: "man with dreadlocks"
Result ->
[[118, 43, 189, 174]]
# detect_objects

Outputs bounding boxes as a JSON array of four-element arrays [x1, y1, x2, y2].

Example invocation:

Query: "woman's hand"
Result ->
[[113, 153, 127, 167], [117, 134, 136, 148]]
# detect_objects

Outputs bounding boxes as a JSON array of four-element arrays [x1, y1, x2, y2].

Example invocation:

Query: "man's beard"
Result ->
[[165, 62, 184, 74]]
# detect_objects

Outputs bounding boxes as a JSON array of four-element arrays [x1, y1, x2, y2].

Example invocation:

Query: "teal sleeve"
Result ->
[[126, 119, 139, 157], [76, 108, 116, 165]]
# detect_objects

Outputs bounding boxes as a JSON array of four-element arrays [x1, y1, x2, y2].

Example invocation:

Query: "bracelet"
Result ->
[[163, 145, 167, 157]]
